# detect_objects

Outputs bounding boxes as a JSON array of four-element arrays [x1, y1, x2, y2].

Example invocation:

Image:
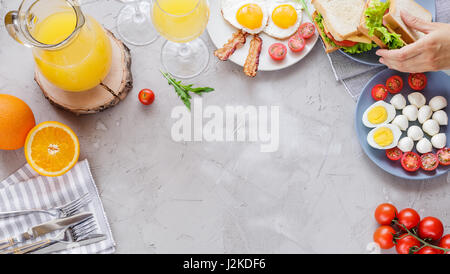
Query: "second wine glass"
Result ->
[[116, 0, 159, 46], [151, 0, 210, 79]]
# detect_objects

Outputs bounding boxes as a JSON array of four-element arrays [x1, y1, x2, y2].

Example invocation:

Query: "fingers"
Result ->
[[376, 41, 423, 62], [379, 53, 431, 73], [400, 10, 435, 34]]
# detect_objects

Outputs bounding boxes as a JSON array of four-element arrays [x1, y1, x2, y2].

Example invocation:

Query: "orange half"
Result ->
[[25, 121, 80, 177]]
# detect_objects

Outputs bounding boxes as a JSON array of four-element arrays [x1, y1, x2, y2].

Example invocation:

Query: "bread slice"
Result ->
[[312, 11, 339, 53], [358, 0, 388, 48], [311, 0, 366, 41], [383, 0, 432, 44]]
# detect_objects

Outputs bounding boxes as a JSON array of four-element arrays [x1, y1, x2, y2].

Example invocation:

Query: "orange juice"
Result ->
[[152, 0, 210, 43], [32, 12, 112, 92]]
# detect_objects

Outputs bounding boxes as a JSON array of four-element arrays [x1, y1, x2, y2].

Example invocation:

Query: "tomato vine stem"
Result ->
[[392, 219, 450, 253]]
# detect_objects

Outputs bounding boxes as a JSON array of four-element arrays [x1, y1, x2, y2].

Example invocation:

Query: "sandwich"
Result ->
[[358, 0, 432, 49], [312, 0, 377, 54]]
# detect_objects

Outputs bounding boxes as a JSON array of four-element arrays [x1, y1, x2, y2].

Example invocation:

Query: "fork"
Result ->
[[1, 215, 98, 254], [0, 193, 91, 219]]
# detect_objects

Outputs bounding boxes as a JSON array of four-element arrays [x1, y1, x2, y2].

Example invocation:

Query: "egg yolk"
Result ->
[[236, 4, 264, 30], [367, 106, 388, 124], [373, 127, 394, 147], [272, 4, 298, 29]]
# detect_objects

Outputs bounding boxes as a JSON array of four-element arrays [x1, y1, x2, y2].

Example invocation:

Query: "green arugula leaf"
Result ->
[[161, 71, 214, 111], [295, 0, 312, 21]]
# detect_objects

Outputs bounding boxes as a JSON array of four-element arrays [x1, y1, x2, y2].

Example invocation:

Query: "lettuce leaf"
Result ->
[[315, 13, 376, 54], [341, 42, 377, 54], [364, 0, 404, 49]]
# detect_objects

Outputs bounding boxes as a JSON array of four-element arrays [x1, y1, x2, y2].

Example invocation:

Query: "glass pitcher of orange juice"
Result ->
[[5, 0, 112, 92]]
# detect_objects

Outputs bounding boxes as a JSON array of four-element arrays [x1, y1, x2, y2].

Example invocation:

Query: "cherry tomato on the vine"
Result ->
[[418, 216, 444, 241], [395, 234, 421, 254], [375, 203, 397, 225], [397, 208, 420, 230], [439, 234, 450, 254], [138, 89, 155, 105], [415, 246, 443, 254], [373, 225, 396, 249]]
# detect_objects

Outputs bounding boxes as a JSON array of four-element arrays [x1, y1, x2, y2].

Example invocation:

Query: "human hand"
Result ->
[[376, 11, 450, 73]]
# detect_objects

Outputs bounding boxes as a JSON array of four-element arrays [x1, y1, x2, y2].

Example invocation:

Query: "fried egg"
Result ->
[[221, 0, 269, 34], [362, 101, 396, 128], [264, 0, 303, 39], [367, 124, 402, 150]]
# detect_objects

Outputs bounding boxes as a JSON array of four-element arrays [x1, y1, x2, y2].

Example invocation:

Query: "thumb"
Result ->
[[400, 10, 435, 34]]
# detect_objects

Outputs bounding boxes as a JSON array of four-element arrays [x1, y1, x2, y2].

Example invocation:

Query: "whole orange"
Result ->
[[0, 94, 36, 150]]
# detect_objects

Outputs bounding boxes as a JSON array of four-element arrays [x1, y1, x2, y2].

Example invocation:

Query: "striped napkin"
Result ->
[[0, 159, 115, 254]]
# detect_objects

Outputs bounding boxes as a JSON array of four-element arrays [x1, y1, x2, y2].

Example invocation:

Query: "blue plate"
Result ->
[[340, 0, 436, 66], [355, 69, 450, 180]]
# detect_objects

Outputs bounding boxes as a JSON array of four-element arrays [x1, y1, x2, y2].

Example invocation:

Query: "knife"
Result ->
[[30, 234, 107, 254], [0, 212, 92, 250]]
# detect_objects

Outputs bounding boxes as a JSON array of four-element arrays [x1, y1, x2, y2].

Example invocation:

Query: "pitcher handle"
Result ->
[[4, 10, 25, 46]]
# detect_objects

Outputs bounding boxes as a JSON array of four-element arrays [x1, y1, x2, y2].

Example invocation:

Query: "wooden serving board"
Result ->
[[35, 30, 133, 115]]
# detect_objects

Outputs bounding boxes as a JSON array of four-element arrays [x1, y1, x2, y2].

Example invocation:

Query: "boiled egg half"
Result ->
[[362, 101, 396, 128], [367, 124, 402, 150]]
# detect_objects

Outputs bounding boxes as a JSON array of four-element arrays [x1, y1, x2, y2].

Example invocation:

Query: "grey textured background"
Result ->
[[0, 0, 448, 253]]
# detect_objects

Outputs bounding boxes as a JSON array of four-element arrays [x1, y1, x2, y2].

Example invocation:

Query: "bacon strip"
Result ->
[[214, 30, 248, 61], [243, 35, 262, 78]]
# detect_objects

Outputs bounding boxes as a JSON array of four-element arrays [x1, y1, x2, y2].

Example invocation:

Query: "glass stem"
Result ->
[[132, 1, 144, 22], [178, 43, 191, 57]]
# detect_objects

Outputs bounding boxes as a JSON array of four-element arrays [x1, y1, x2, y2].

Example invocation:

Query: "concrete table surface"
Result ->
[[0, 0, 448, 254]]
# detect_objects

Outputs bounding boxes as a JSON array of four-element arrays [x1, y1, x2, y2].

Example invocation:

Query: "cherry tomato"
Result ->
[[439, 234, 450, 254], [298, 22, 315, 39], [325, 32, 357, 47], [401, 152, 420, 172], [288, 35, 306, 53], [420, 153, 439, 171], [373, 225, 396, 249], [138, 89, 155, 105], [397, 208, 420, 230], [418, 216, 444, 241], [371, 84, 388, 101], [437, 148, 450, 166], [268, 43, 287, 61], [395, 234, 421, 254], [408, 73, 427, 91], [386, 147, 402, 161], [415, 246, 443, 254], [375, 203, 397, 225], [386, 75, 403, 94]]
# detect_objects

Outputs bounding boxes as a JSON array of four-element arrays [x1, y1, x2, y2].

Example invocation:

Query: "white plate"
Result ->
[[207, 0, 319, 71]]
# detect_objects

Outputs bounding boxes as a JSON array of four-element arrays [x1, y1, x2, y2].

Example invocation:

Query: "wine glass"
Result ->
[[151, 0, 210, 79], [116, 0, 158, 46]]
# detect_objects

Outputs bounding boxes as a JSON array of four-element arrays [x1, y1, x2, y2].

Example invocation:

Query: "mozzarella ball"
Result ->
[[431, 133, 446, 149], [432, 110, 448, 126], [391, 115, 409, 131], [407, 125, 423, 141], [416, 138, 433, 154], [418, 105, 432, 124], [429, 96, 447, 111], [408, 92, 426, 108], [422, 119, 440, 136], [398, 137, 414, 152], [390, 94, 406, 110], [402, 105, 418, 121]]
